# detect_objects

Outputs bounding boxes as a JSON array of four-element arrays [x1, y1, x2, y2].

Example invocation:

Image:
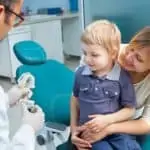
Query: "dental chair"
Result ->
[[13, 40, 75, 150]]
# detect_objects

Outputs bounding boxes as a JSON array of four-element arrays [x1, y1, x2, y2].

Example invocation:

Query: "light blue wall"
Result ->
[[23, 0, 69, 13], [84, 0, 150, 42]]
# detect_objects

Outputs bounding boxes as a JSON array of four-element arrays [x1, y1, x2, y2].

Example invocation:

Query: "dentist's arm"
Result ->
[[0, 86, 35, 150], [11, 104, 45, 150], [0, 86, 10, 150], [0, 86, 44, 150]]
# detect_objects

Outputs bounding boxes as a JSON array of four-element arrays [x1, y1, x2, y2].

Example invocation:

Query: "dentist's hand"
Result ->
[[7, 85, 29, 106], [22, 104, 45, 132]]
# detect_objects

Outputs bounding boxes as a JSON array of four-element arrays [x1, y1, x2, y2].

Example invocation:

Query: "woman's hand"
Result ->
[[71, 126, 92, 149], [84, 114, 110, 133], [81, 126, 110, 143]]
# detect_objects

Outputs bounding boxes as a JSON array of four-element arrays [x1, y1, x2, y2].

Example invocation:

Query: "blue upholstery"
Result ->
[[14, 41, 75, 126], [14, 40, 47, 65], [140, 135, 150, 150]]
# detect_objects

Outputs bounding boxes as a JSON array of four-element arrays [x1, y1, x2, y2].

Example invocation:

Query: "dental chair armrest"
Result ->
[[36, 122, 68, 146], [45, 122, 67, 134]]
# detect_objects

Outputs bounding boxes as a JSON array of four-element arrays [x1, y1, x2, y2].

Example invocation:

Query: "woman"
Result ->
[[0, 0, 45, 150], [72, 26, 150, 149]]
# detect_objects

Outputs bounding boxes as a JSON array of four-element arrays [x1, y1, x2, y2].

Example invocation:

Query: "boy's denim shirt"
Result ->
[[73, 63, 136, 125]]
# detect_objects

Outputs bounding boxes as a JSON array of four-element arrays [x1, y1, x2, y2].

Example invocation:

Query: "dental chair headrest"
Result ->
[[14, 40, 47, 65]]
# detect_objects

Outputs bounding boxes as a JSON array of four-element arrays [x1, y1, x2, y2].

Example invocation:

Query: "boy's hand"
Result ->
[[81, 126, 109, 144], [71, 126, 91, 149], [85, 114, 110, 133]]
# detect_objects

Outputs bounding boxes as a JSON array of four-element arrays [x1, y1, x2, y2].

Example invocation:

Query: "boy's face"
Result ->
[[82, 43, 113, 74]]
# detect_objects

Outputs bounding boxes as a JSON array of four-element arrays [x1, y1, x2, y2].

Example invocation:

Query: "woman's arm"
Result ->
[[104, 107, 135, 124], [84, 107, 135, 132], [108, 118, 150, 135], [70, 96, 80, 133], [82, 95, 150, 143], [81, 118, 150, 144], [110, 95, 150, 134]]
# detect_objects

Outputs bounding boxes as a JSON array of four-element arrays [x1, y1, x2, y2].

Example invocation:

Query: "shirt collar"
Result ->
[[81, 63, 121, 81]]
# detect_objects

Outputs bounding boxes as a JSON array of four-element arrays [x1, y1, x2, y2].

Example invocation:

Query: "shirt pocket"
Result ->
[[79, 83, 91, 96], [103, 84, 120, 98], [79, 83, 104, 100], [103, 85, 120, 112]]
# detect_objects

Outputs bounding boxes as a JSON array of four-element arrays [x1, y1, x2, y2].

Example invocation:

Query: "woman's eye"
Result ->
[[136, 55, 143, 62], [126, 48, 134, 54]]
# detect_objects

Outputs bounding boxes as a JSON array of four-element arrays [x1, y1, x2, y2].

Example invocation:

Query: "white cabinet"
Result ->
[[0, 14, 82, 81], [0, 25, 31, 81], [31, 20, 64, 62], [0, 38, 11, 77], [62, 17, 82, 56]]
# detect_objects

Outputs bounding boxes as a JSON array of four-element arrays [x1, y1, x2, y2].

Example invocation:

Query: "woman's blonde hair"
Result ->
[[81, 20, 121, 54], [127, 26, 150, 50]]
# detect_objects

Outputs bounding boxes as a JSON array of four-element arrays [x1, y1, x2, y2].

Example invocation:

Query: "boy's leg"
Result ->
[[92, 140, 113, 150], [108, 134, 141, 150]]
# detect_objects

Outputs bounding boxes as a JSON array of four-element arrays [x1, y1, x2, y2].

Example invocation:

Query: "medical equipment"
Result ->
[[14, 41, 74, 150], [17, 72, 37, 113], [17, 72, 35, 89]]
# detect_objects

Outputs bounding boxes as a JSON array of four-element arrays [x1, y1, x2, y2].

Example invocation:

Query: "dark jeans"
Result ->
[[92, 134, 141, 150], [67, 134, 141, 150]]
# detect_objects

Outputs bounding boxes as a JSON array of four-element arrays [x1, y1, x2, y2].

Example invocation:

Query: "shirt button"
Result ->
[[105, 91, 108, 94], [95, 87, 98, 91], [115, 92, 118, 95]]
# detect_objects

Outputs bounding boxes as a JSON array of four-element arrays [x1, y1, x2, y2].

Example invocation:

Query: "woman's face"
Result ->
[[120, 46, 150, 73]]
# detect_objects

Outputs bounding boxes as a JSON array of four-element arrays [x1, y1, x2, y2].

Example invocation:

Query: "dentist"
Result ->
[[0, 0, 45, 150]]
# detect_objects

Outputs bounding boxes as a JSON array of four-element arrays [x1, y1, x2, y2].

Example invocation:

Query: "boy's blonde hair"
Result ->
[[81, 20, 121, 55]]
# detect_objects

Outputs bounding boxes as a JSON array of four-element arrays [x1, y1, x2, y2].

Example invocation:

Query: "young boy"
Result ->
[[71, 20, 141, 150]]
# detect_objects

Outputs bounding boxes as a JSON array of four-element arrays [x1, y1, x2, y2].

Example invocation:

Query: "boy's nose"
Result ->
[[85, 56, 91, 63]]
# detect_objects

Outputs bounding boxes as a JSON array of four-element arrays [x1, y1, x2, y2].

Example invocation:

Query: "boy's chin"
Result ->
[[90, 68, 97, 72]]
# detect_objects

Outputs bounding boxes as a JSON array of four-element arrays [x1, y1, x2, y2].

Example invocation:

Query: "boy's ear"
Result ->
[[111, 50, 118, 60]]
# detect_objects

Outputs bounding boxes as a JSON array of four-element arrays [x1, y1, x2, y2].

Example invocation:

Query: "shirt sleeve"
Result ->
[[141, 95, 150, 125], [0, 86, 35, 150], [119, 69, 137, 108], [11, 124, 35, 150], [0, 87, 10, 150], [73, 69, 81, 97]]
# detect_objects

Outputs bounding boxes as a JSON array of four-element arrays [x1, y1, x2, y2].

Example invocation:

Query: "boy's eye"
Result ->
[[92, 54, 99, 57], [130, 48, 135, 52], [83, 51, 87, 56]]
